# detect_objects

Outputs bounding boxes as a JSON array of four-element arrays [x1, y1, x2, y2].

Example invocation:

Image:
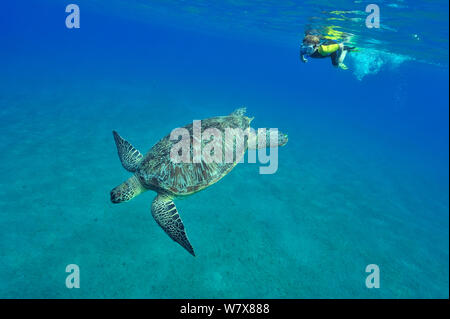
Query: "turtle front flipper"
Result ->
[[151, 194, 195, 256], [110, 175, 146, 203], [112, 131, 143, 172]]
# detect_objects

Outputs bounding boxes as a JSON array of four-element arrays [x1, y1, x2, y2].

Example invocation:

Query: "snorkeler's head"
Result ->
[[303, 35, 321, 45]]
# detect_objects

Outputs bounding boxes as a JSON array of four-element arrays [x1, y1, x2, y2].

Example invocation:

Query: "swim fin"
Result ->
[[338, 63, 348, 70]]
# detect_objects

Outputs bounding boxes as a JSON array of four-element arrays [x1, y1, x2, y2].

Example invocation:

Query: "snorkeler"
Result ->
[[300, 34, 356, 69]]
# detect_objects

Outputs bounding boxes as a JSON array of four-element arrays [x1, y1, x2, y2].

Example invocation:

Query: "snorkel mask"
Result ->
[[301, 44, 316, 56]]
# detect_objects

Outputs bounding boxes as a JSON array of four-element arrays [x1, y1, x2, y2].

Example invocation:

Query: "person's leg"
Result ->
[[331, 52, 339, 67], [335, 44, 348, 69], [337, 49, 348, 64]]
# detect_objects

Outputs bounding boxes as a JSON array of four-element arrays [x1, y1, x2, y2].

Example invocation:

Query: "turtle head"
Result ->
[[110, 175, 146, 203], [277, 131, 288, 147]]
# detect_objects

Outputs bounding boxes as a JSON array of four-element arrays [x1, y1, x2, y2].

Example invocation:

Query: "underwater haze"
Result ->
[[0, 0, 448, 298]]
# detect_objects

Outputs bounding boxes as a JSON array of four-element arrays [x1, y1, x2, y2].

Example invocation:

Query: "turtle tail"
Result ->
[[110, 175, 146, 203]]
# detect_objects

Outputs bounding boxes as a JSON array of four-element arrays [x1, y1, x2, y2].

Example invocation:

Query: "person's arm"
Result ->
[[343, 45, 356, 51], [300, 47, 308, 62]]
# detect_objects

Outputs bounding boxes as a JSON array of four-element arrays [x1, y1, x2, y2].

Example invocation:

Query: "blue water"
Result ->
[[0, 1, 448, 298]]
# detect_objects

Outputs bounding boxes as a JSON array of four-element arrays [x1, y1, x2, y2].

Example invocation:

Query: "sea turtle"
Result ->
[[110, 107, 288, 256]]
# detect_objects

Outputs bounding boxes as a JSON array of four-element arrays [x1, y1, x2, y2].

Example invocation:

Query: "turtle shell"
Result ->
[[136, 114, 252, 196]]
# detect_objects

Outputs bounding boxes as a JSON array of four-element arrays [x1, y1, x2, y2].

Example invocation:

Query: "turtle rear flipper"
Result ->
[[113, 131, 143, 172], [151, 194, 195, 256]]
